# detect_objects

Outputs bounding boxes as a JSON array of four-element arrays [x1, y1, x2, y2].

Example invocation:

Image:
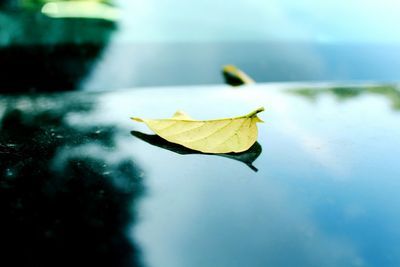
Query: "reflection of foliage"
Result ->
[[22, 0, 114, 5], [0, 96, 144, 267], [131, 131, 262, 172], [0, 4, 116, 46], [289, 85, 400, 111], [0, 3, 116, 92]]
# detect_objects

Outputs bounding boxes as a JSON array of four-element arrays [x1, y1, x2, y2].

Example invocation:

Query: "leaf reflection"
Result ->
[[131, 131, 262, 172]]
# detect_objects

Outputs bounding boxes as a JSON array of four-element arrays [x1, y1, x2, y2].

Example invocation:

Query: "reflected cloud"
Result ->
[[131, 131, 262, 172]]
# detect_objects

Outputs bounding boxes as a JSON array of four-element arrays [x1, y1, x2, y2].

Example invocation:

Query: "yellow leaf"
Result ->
[[131, 107, 265, 154]]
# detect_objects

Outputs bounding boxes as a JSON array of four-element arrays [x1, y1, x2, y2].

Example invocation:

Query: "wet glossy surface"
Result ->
[[1, 84, 400, 267]]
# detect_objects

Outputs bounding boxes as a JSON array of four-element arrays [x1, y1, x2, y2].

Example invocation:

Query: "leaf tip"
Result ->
[[256, 107, 265, 113], [247, 107, 265, 117]]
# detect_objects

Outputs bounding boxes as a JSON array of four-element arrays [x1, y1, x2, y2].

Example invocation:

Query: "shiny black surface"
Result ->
[[1, 84, 400, 267], [0, 94, 144, 266]]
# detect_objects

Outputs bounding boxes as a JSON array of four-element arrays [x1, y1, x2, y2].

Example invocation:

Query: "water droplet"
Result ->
[[5, 168, 14, 178]]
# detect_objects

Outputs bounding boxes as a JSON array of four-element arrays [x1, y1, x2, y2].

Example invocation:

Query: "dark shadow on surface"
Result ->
[[0, 95, 145, 267], [131, 131, 262, 172], [289, 85, 400, 111]]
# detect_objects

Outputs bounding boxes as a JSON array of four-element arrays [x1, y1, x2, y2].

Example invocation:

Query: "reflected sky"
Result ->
[[30, 83, 399, 267], [124, 85, 400, 267]]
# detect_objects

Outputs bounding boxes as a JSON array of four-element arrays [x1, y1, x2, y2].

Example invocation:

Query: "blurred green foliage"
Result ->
[[21, 0, 114, 8], [290, 85, 400, 111]]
